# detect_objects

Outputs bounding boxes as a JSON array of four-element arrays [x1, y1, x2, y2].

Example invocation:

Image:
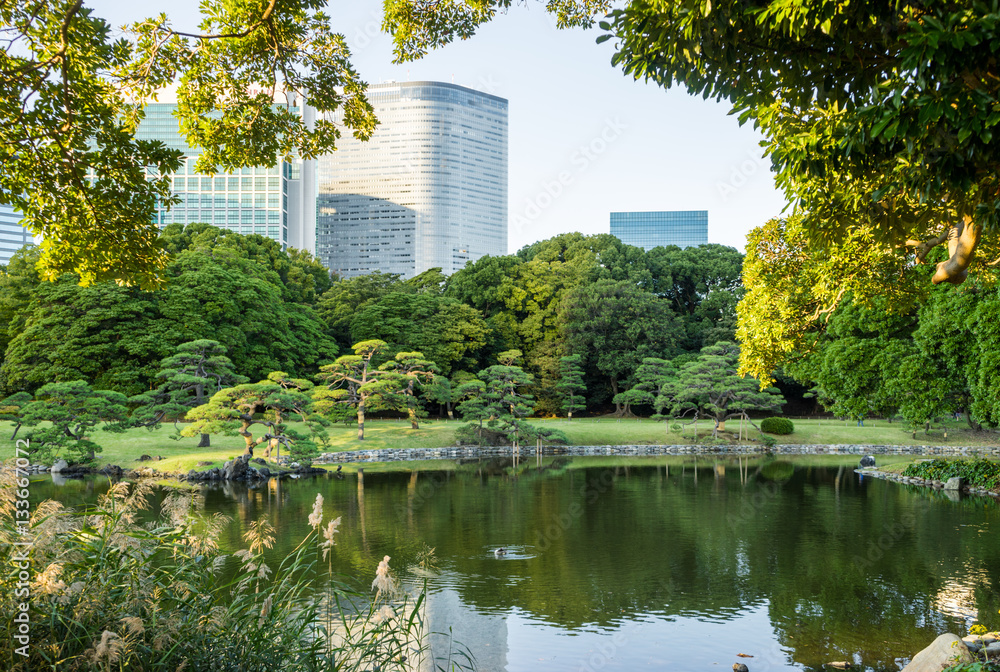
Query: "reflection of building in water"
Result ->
[[423, 581, 508, 672]]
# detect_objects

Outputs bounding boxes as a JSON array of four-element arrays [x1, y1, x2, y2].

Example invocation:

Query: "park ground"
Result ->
[[2, 415, 997, 475]]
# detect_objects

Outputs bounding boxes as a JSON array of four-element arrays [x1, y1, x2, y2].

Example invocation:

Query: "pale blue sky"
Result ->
[[91, 0, 786, 253]]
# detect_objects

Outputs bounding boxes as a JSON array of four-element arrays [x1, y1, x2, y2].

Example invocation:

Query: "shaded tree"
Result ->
[[19, 381, 129, 464], [554, 354, 587, 420], [130, 339, 247, 447], [657, 342, 784, 439]]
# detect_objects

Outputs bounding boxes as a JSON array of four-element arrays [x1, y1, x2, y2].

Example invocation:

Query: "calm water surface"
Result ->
[[35, 456, 1000, 672]]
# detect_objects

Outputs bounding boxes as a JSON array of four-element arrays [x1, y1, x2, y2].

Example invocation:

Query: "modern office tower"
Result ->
[[610, 210, 709, 250], [0, 204, 31, 266], [134, 103, 317, 251], [317, 81, 508, 278]]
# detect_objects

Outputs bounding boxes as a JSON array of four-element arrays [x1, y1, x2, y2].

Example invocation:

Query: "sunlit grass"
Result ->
[[1, 413, 995, 473]]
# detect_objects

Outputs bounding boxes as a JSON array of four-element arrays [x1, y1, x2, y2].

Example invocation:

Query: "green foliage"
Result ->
[[184, 372, 323, 463], [760, 417, 795, 435], [613, 357, 675, 416], [657, 342, 785, 436], [943, 664, 1000, 672], [1, 0, 375, 287], [554, 354, 587, 418], [19, 380, 130, 464], [0, 226, 337, 396], [130, 339, 247, 447], [349, 293, 488, 376], [902, 459, 1000, 490], [562, 278, 681, 408]]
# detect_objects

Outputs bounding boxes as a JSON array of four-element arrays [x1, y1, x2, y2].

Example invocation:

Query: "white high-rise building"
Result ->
[[0, 204, 31, 266], [317, 81, 508, 278], [134, 102, 316, 251]]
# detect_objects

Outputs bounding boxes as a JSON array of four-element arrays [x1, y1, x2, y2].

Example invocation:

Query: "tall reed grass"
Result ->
[[0, 467, 474, 671]]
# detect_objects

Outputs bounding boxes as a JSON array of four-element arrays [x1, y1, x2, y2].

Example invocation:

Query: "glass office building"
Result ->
[[317, 81, 508, 278], [134, 103, 316, 251], [610, 210, 709, 250], [0, 204, 31, 266]]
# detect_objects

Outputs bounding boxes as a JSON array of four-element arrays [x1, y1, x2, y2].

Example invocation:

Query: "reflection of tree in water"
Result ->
[[31, 459, 1000, 670]]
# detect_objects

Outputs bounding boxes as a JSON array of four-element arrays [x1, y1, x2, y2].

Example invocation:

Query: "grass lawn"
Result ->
[[1, 415, 995, 474]]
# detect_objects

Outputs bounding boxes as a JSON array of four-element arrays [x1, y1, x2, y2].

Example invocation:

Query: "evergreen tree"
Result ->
[[554, 354, 587, 420], [131, 340, 247, 447]]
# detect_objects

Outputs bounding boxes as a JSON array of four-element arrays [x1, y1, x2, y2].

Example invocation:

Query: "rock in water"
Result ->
[[901, 633, 972, 672], [859, 455, 876, 468], [733, 664, 749, 672], [50, 459, 68, 474], [943, 477, 966, 491]]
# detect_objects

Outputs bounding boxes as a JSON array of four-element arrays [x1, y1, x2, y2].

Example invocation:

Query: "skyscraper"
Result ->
[[317, 81, 508, 278], [134, 103, 316, 251], [610, 210, 709, 250], [0, 204, 31, 266]]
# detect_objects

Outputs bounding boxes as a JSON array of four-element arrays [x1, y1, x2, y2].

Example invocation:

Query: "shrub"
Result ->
[[902, 458, 1000, 490], [760, 417, 795, 435]]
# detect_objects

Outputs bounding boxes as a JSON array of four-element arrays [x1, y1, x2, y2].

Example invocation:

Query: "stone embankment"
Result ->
[[312, 443, 1000, 464], [857, 466, 1000, 498]]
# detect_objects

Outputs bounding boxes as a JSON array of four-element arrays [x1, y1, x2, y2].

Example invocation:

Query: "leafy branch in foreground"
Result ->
[[1, 0, 376, 287]]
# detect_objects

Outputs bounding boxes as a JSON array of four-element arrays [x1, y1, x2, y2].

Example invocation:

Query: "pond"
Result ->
[[32, 456, 1000, 672]]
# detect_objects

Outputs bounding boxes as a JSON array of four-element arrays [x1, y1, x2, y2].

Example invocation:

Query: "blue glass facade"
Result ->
[[0, 203, 31, 266], [134, 103, 316, 252], [610, 210, 708, 250]]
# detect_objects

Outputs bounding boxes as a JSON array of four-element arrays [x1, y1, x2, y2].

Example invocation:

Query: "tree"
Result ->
[[378, 352, 438, 429], [0, 277, 172, 396], [1, 0, 376, 287], [0, 392, 32, 440], [183, 373, 321, 462], [130, 340, 247, 447], [656, 342, 785, 439], [316, 272, 406, 347], [612, 358, 676, 418], [19, 381, 129, 464], [313, 340, 388, 441], [561, 279, 681, 413], [554, 355, 587, 420], [348, 293, 489, 376], [386, 1, 1000, 382], [455, 349, 565, 448]]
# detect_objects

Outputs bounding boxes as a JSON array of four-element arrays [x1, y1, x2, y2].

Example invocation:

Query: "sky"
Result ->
[[90, 0, 787, 253]]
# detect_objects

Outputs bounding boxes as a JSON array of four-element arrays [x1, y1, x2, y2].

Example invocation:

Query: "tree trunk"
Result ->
[[610, 377, 621, 415], [446, 402, 454, 421], [408, 406, 419, 430], [568, 411, 573, 421], [925, 420, 930, 435], [357, 400, 365, 440], [198, 433, 211, 448]]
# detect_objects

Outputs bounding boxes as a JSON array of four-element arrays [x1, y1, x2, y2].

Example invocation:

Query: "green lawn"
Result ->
[[1, 415, 995, 474]]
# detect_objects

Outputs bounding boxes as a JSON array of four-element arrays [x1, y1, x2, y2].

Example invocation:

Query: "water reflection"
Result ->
[[31, 456, 1000, 672]]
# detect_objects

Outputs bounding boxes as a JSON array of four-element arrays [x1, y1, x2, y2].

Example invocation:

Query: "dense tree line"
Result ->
[[782, 265, 1000, 432], [0, 225, 743, 421]]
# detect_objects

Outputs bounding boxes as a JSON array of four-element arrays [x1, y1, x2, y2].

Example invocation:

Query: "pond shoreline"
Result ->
[[312, 443, 1000, 464], [856, 466, 1000, 498]]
